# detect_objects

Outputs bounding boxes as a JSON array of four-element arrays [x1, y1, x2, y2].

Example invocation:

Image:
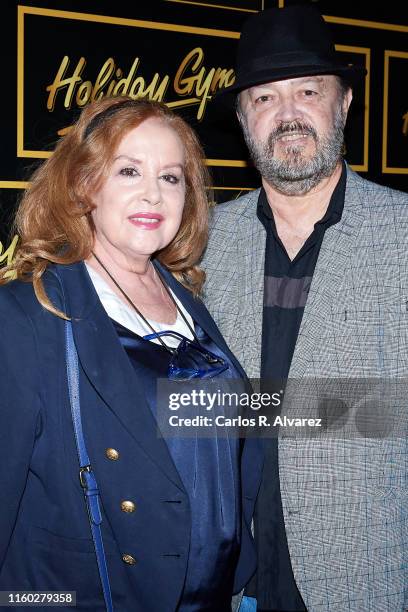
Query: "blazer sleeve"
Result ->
[[0, 287, 43, 571]]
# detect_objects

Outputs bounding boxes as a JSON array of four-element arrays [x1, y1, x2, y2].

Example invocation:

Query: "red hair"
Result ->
[[1, 96, 212, 317]]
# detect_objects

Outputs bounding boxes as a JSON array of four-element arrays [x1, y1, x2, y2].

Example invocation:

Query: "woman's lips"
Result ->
[[128, 213, 163, 230]]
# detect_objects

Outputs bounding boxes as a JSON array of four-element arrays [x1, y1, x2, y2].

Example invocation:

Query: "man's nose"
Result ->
[[274, 95, 302, 124]]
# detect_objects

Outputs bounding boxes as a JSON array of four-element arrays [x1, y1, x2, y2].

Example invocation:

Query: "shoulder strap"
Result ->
[[64, 320, 114, 612]]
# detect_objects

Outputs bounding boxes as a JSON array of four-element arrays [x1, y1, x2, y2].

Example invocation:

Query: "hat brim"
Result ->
[[214, 63, 366, 107]]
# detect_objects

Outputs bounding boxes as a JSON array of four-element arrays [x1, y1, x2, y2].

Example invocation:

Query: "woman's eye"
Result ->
[[161, 174, 180, 184], [119, 167, 139, 177]]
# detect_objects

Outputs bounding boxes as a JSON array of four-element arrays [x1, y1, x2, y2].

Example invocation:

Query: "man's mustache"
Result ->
[[268, 121, 317, 146]]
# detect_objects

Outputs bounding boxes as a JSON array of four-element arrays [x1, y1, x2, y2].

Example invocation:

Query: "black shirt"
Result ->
[[247, 164, 346, 611]]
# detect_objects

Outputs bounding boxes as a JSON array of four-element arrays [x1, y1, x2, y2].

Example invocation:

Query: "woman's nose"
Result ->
[[140, 176, 161, 206]]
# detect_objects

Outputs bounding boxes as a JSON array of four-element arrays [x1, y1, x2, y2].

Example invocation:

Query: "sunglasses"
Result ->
[[143, 330, 229, 381]]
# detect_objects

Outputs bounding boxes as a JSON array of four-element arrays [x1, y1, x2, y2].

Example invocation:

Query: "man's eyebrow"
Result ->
[[251, 83, 275, 90], [297, 76, 326, 86], [250, 76, 326, 90]]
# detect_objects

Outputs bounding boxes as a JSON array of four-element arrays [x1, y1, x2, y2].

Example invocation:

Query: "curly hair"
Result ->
[[1, 96, 212, 317]]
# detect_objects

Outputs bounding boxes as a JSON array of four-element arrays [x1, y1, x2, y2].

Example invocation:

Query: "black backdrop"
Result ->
[[0, 0, 407, 262]]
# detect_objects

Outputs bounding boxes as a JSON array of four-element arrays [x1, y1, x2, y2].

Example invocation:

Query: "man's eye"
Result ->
[[161, 174, 180, 184], [119, 167, 139, 177], [303, 89, 318, 97], [255, 95, 271, 104]]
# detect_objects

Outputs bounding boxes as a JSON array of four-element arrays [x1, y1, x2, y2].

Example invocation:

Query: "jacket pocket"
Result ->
[[29, 525, 118, 555], [24, 526, 123, 610]]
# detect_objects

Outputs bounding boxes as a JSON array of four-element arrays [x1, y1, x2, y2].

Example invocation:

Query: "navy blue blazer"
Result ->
[[0, 261, 263, 611]]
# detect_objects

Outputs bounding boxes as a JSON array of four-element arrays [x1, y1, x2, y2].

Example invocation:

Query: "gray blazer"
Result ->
[[202, 167, 408, 612]]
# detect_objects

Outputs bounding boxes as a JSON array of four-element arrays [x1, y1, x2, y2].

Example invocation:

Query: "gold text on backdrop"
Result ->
[[46, 57, 170, 111], [173, 47, 235, 119], [0, 236, 19, 278], [403, 111, 408, 136], [46, 50, 235, 121]]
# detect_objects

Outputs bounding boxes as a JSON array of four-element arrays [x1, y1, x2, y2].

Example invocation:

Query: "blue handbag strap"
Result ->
[[65, 320, 114, 612], [239, 596, 257, 611]]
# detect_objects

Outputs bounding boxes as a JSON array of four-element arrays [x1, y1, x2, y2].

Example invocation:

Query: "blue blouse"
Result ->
[[112, 319, 242, 611]]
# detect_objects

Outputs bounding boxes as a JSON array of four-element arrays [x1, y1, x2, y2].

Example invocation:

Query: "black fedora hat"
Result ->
[[218, 4, 366, 102]]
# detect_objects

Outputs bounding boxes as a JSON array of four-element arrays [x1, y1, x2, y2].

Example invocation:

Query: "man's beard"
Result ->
[[241, 107, 346, 195]]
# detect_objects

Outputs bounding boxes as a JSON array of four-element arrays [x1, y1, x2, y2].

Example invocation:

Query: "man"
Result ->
[[202, 5, 408, 612]]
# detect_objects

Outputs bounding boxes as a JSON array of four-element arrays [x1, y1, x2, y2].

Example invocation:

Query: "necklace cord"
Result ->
[[90, 253, 198, 352], [153, 266, 200, 343]]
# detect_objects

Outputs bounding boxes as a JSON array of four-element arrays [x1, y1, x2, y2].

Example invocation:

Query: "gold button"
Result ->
[[105, 448, 119, 461], [121, 500, 136, 513], [122, 554, 137, 565]]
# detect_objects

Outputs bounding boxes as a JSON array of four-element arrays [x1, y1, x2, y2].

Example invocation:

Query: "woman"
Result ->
[[0, 96, 262, 611]]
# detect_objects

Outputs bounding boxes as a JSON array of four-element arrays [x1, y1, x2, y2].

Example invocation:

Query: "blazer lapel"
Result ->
[[289, 167, 366, 378], [240, 191, 267, 379], [53, 262, 186, 492], [247, 211, 267, 379]]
